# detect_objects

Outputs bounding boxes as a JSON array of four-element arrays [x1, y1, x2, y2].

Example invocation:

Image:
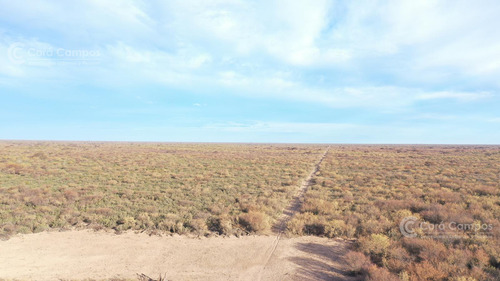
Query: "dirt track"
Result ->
[[0, 230, 354, 280], [272, 146, 330, 233]]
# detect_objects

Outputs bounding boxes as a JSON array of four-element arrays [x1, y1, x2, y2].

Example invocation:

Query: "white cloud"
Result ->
[[106, 42, 213, 69], [157, 0, 337, 66], [204, 121, 357, 134], [0, 42, 25, 77], [1, 0, 499, 108], [107, 42, 153, 63], [409, 113, 458, 121], [417, 91, 492, 101], [86, 0, 153, 27]]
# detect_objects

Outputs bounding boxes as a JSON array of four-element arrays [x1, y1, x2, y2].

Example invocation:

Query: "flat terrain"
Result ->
[[290, 145, 500, 279], [0, 141, 325, 237], [0, 230, 354, 281], [1, 142, 499, 280]]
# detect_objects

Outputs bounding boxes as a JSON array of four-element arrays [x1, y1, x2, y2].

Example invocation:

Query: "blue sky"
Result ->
[[0, 0, 499, 143]]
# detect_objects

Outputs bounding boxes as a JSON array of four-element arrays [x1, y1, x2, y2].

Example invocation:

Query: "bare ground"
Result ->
[[0, 230, 356, 281]]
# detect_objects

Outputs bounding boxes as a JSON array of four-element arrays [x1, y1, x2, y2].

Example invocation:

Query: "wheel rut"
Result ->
[[256, 146, 330, 280], [271, 146, 330, 234]]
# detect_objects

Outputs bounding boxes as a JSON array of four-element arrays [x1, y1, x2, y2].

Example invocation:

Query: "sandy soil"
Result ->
[[0, 230, 356, 281]]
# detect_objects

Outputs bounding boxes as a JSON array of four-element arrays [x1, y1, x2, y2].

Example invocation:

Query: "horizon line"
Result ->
[[1, 139, 499, 146]]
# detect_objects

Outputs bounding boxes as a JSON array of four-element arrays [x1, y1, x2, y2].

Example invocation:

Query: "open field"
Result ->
[[1, 142, 500, 280], [289, 145, 500, 280], [0, 141, 324, 237]]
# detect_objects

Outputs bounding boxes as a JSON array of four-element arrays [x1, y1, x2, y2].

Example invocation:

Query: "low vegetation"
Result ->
[[288, 145, 500, 280], [2, 142, 499, 280], [0, 141, 324, 238]]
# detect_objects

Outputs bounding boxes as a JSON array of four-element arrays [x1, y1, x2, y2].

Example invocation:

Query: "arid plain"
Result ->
[[0, 141, 499, 280]]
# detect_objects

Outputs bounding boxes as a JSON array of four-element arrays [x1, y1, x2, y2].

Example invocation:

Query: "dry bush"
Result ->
[[3, 163, 24, 174], [207, 216, 233, 235], [302, 198, 337, 215], [345, 251, 372, 275], [287, 216, 306, 235], [408, 260, 447, 280], [287, 212, 330, 236], [359, 234, 390, 257], [325, 219, 348, 238], [137, 273, 167, 281], [365, 264, 399, 281], [402, 238, 447, 262], [189, 218, 208, 235], [239, 211, 269, 232]]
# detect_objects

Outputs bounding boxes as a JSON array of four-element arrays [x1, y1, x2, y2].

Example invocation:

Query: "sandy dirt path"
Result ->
[[255, 146, 331, 280], [0, 230, 354, 280], [272, 146, 330, 233]]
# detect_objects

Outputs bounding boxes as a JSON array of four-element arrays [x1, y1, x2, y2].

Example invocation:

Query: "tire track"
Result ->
[[272, 146, 330, 234], [256, 146, 330, 280]]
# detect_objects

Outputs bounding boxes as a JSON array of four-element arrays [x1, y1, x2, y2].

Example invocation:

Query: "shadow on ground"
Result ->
[[289, 242, 360, 281]]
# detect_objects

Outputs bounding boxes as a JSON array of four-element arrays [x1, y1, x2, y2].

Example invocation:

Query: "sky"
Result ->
[[0, 0, 499, 144]]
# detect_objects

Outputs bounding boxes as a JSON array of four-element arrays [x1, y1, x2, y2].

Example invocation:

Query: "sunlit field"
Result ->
[[289, 145, 500, 280], [1, 142, 499, 280], [0, 141, 324, 237]]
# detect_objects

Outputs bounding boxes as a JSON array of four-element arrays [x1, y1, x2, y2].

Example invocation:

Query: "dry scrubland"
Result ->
[[289, 145, 500, 280], [1, 142, 500, 280], [0, 141, 324, 237]]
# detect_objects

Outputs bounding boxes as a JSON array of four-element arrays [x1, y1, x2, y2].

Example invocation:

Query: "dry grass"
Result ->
[[137, 273, 167, 281], [0, 141, 324, 238], [288, 145, 500, 280]]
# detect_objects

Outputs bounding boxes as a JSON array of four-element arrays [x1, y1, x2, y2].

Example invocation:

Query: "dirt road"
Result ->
[[257, 146, 331, 280], [272, 146, 330, 233], [0, 230, 354, 280]]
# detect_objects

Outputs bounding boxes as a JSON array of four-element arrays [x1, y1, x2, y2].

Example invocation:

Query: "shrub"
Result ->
[[239, 211, 269, 232], [366, 265, 399, 281], [386, 245, 412, 273], [359, 234, 391, 257], [63, 189, 79, 201], [409, 260, 447, 280], [325, 219, 347, 238], [345, 251, 372, 275], [304, 222, 325, 236], [302, 198, 337, 215], [207, 216, 233, 235], [189, 218, 208, 235]]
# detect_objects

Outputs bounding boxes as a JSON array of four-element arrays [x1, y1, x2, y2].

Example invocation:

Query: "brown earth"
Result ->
[[0, 230, 356, 281]]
